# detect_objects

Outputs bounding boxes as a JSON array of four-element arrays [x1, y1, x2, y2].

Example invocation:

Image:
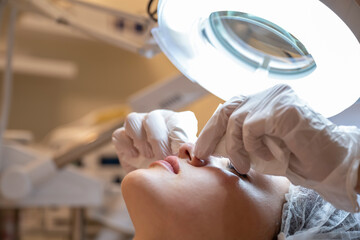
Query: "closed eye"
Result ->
[[226, 161, 248, 179]]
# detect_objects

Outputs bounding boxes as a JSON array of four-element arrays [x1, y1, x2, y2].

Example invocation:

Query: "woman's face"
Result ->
[[122, 144, 290, 240]]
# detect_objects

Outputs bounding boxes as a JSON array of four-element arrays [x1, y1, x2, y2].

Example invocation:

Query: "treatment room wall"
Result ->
[[1, 9, 222, 141]]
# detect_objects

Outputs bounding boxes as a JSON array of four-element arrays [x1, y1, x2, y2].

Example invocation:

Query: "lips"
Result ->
[[150, 156, 180, 174]]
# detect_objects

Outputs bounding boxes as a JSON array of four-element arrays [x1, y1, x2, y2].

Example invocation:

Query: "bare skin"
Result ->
[[122, 144, 290, 240]]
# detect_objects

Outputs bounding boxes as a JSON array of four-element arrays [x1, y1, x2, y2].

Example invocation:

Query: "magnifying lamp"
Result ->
[[152, 0, 360, 118]]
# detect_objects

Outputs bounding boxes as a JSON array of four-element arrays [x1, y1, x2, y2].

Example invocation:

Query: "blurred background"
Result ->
[[0, 1, 223, 239], [0, 0, 358, 239]]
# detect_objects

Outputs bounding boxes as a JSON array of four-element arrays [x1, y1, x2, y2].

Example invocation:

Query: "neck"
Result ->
[[132, 220, 168, 240]]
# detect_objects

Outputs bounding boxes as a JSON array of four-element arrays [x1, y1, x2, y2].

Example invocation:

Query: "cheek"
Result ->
[[122, 166, 248, 217], [128, 167, 231, 214], [121, 168, 211, 208], [122, 169, 174, 204], [172, 169, 236, 209], [236, 175, 289, 224], [249, 172, 290, 196]]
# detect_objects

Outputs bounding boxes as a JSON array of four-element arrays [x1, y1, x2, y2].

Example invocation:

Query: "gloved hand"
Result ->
[[112, 109, 198, 173], [194, 84, 360, 212]]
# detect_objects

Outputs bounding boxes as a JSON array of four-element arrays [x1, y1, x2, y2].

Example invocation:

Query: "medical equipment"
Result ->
[[0, 143, 105, 240], [0, 0, 139, 227], [129, 74, 208, 112], [13, 0, 160, 57], [1, 117, 124, 200], [0, 2, 105, 235], [0, 1, 359, 238], [152, 0, 360, 212], [0, 105, 129, 239], [153, 0, 360, 118], [0, 0, 155, 200], [0, 144, 105, 206], [1, 0, 358, 198]]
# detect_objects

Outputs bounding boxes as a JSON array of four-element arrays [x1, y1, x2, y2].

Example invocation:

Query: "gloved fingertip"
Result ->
[[253, 148, 274, 161], [130, 148, 139, 158], [145, 150, 154, 159], [189, 156, 207, 167], [193, 149, 210, 162], [193, 143, 211, 161], [158, 142, 172, 159], [229, 152, 251, 174], [155, 150, 168, 161], [141, 142, 154, 159]]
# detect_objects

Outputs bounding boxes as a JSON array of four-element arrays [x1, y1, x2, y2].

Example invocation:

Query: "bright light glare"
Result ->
[[154, 0, 360, 117]]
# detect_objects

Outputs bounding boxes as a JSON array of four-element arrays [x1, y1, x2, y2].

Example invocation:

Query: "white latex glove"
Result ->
[[194, 84, 360, 212], [112, 110, 198, 173]]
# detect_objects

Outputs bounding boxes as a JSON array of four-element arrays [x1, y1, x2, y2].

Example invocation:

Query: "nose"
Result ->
[[179, 143, 207, 167]]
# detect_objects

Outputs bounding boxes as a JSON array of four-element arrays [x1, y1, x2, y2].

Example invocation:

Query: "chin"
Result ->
[[121, 168, 171, 208], [121, 169, 152, 197]]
